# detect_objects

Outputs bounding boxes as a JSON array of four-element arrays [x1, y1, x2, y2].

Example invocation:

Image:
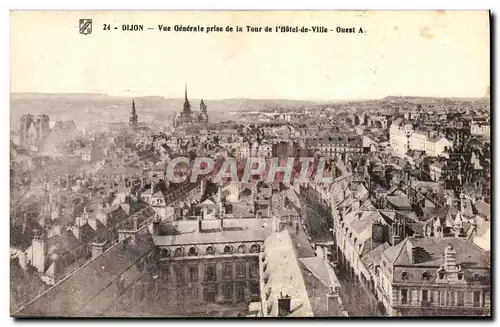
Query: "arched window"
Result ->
[[250, 244, 260, 253], [458, 272, 464, 280], [224, 245, 233, 254], [174, 247, 184, 257], [206, 246, 215, 255], [421, 271, 430, 280], [188, 247, 197, 256], [237, 244, 246, 254], [438, 270, 445, 280]]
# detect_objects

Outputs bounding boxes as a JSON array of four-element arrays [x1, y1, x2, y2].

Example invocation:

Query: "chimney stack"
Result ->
[[133, 216, 139, 230], [277, 293, 291, 317], [444, 244, 457, 272], [198, 216, 203, 233], [410, 245, 418, 264], [152, 216, 160, 236], [91, 241, 106, 259]]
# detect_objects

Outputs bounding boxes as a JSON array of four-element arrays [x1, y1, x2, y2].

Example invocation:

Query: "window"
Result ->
[[250, 282, 260, 296], [249, 262, 259, 278], [250, 244, 260, 253], [237, 245, 246, 254], [438, 290, 446, 306], [457, 272, 464, 281], [223, 283, 232, 299], [189, 266, 198, 282], [174, 247, 183, 257], [448, 291, 455, 306], [473, 291, 481, 307], [421, 271, 430, 280], [236, 263, 246, 278], [223, 263, 233, 278], [162, 267, 169, 282], [473, 272, 481, 281], [422, 290, 429, 303], [457, 291, 464, 307], [206, 265, 216, 282], [236, 282, 245, 302], [401, 289, 408, 305], [224, 245, 233, 254], [204, 287, 216, 303], [438, 271, 445, 280], [188, 247, 197, 256], [401, 271, 408, 280], [174, 266, 184, 284], [206, 246, 215, 255]]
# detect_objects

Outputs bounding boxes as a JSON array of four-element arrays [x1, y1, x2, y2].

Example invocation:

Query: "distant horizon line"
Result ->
[[10, 91, 489, 102]]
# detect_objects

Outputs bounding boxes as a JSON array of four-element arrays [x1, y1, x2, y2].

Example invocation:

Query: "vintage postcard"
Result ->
[[10, 10, 491, 318]]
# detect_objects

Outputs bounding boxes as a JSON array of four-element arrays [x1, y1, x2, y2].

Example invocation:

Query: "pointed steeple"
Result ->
[[129, 98, 138, 129], [183, 83, 191, 114]]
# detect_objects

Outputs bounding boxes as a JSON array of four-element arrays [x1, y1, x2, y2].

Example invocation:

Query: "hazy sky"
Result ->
[[10, 11, 490, 100]]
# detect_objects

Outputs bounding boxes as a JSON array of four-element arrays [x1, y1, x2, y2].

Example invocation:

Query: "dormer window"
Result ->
[[174, 247, 184, 257], [206, 246, 215, 255], [401, 271, 409, 280], [438, 270, 445, 280], [188, 246, 197, 256], [458, 272, 464, 280], [224, 245, 233, 254], [237, 244, 246, 254], [473, 272, 480, 280], [421, 271, 430, 280], [250, 244, 260, 253], [161, 248, 170, 258]]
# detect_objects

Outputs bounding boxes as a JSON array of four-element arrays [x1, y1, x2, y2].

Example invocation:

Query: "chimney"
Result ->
[[151, 181, 156, 194], [444, 245, 457, 272], [91, 241, 106, 259], [372, 220, 384, 250], [71, 225, 80, 240], [133, 216, 139, 230], [198, 216, 203, 233], [295, 221, 300, 235], [221, 216, 224, 230], [152, 217, 160, 236], [410, 245, 418, 264], [277, 293, 291, 317]]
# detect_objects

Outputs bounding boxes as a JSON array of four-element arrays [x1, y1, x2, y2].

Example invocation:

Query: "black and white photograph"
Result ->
[[9, 10, 491, 318]]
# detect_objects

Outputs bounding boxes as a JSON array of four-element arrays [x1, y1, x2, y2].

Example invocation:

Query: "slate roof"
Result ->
[[14, 229, 154, 317], [153, 218, 273, 246]]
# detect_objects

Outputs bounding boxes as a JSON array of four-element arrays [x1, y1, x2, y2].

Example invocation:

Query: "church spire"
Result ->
[[129, 98, 138, 129], [183, 83, 191, 114]]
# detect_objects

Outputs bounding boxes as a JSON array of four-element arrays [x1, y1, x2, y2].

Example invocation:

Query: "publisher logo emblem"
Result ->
[[79, 19, 92, 35]]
